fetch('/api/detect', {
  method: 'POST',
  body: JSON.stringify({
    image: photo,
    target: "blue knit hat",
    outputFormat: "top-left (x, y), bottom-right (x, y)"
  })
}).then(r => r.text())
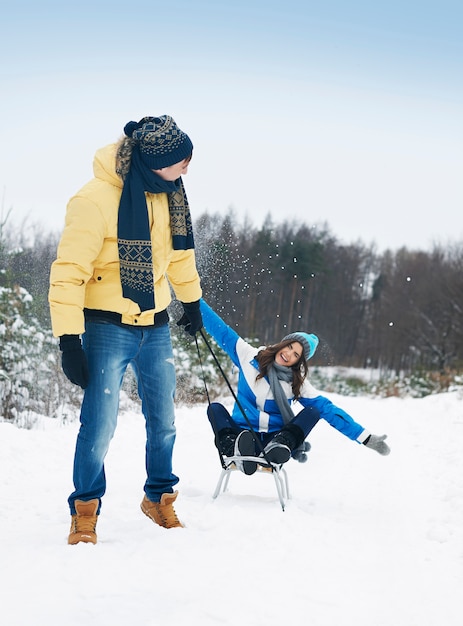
top-left (124, 115), bottom-right (193, 170)
top-left (282, 332), bottom-right (319, 360)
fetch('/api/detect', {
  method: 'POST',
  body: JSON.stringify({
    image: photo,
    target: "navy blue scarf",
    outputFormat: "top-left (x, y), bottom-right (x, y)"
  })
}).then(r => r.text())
top-left (117, 148), bottom-right (194, 311)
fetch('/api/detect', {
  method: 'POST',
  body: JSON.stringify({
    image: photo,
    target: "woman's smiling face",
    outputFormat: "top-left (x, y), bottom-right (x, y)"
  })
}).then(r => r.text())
top-left (274, 341), bottom-right (303, 367)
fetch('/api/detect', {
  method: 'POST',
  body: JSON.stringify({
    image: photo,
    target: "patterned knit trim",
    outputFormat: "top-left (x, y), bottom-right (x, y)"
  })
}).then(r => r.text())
top-left (118, 239), bottom-right (154, 294)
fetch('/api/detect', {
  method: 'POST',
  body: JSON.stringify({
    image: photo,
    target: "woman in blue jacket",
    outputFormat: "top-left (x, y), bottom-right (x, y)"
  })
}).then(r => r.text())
top-left (198, 299), bottom-right (390, 475)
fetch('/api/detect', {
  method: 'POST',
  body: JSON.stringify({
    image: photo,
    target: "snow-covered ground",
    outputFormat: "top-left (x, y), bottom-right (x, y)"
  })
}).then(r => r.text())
top-left (1, 390), bottom-right (462, 626)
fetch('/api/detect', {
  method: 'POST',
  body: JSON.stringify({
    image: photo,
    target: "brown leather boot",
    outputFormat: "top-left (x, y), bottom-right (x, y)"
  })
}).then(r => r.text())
top-left (68, 499), bottom-right (99, 545)
top-left (140, 491), bottom-right (184, 528)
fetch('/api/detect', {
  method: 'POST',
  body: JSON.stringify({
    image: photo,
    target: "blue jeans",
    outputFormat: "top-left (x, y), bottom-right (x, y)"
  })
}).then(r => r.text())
top-left (68, 320), bottom-right (178, 514)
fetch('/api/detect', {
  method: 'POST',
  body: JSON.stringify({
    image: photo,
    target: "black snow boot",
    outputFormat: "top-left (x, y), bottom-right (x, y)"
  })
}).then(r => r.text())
top-left (234, 430), bottom-right (258, 475)
top-left (217, 428), bottom-right (237, 456)
top-left (263, 424), bottom-right (304, 464)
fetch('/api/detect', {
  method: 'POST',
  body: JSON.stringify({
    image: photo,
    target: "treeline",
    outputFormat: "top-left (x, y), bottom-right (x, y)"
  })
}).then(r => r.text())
top-left (2, 211), bottom-right (463, 375)
top-left (194, 211), bottom-right (463, 374)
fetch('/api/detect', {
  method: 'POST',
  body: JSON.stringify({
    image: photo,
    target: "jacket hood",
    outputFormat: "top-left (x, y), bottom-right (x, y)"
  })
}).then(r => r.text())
top-left (93, 143), bottom-right (123, 188)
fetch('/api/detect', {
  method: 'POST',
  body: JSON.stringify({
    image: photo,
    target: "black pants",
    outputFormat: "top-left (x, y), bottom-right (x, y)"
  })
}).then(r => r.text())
top-left (207, 402), bottom-right (320, 454)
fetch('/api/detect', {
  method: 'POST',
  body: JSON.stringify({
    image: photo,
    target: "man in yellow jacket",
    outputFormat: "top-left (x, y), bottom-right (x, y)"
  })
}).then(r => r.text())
top-left (49, 116), bottom-right (202, 544)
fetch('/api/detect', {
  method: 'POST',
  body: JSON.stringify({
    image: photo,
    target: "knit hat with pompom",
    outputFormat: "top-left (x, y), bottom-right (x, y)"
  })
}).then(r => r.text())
top-left (281, 332), bottom-right (319, 360)
top-left (124, 115), bottom-right (193, 170)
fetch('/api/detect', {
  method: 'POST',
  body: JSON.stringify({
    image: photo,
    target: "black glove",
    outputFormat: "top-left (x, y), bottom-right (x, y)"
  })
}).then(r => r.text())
top-left (59, 334), bottom-right (89, 389)
top-left (176, 300), bottom-right (203, 336)
top-left (364, 434), bottom-right (390, 456)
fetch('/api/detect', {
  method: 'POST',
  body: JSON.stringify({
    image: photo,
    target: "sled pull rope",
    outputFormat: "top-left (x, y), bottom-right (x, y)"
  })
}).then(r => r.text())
top-left (194, 332), bottom-right (226, 468)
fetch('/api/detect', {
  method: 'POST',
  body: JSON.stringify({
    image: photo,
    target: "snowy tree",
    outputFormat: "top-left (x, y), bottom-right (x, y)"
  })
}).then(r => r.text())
top-left (0, 285), bottom-right (51, 419)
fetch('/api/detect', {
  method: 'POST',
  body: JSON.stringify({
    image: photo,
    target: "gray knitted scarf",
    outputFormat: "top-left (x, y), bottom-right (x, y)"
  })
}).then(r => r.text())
top-left (267, 363), bottom-right (295, 425)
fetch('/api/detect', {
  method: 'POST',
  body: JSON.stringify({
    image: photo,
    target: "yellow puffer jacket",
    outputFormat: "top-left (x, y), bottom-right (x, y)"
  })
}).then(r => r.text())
top-left (49, 143), bottom-right (202, 337)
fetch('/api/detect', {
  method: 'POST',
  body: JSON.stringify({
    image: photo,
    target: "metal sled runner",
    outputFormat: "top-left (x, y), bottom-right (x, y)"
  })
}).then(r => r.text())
top-left (212, 455), bottom-right (291, 511)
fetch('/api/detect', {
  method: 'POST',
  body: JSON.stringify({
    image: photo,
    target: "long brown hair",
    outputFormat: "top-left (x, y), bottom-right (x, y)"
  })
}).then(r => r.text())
top-left (256, 339), bottom-right (308, 398)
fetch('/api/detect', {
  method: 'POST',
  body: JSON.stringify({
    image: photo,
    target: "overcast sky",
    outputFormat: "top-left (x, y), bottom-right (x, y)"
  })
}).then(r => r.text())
top-left (1, 0), bottom-right (462, 251)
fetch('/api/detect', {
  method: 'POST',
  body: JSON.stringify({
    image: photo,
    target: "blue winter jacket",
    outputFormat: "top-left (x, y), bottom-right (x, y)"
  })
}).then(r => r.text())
top-left (200, 300), bottom-right (369, 443)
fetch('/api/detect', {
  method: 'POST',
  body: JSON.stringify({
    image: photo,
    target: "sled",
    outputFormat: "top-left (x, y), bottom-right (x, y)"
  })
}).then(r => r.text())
top-left (212, 455), bottom-right (290, 511)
